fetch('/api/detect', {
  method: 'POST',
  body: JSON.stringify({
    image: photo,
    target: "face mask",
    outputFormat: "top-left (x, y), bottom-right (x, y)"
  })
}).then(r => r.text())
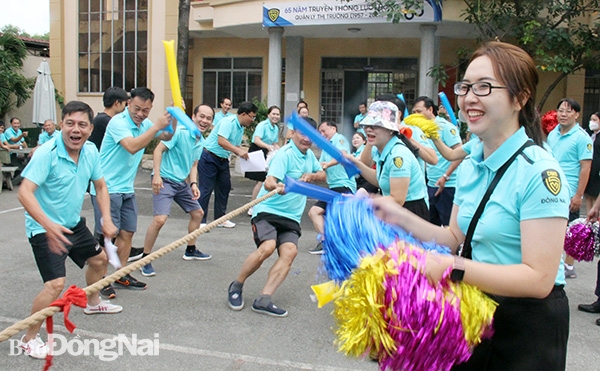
top-left (590, 121), bottom-right (599, 131)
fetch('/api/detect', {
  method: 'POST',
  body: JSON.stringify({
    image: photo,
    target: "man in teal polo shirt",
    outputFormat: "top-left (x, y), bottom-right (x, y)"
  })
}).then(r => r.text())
top-left (17, 101), bottom-right (121, 360)
top-left (139, 104), bottom-right (214, 276)
top-left (412, 96), bottom-right (463, 226)
top-left (197, 101), bottom-right (256, 228)
top-left (353, 102), bottom-right (367, 135)
top-left (91, 87), bottom-right (173, 291)
top-left (308, 120), bottom-right (356, 254)
top-left (227, 119), bottom-right (325, 317)
top-left (4, 117), bottom-right (28, 148)
top-left (547, 98), bottom-right (592, 279)
top-left (37, 119), bottom-right (59, 145)
top-left (213, 97), bottom-right (233, 125)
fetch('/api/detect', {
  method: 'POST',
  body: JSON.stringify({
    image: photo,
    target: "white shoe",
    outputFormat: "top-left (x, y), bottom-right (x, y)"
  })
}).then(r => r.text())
top-left (19, 334), bottom-right (48, 359)
top-left (247, 207), bottom-right (253, 216)
top-left (83, 300), bottom-right (123, 315)
top-left (218, 220), bottom-right (236, 228)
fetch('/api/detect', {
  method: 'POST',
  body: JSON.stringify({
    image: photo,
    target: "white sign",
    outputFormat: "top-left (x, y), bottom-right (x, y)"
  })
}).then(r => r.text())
top-left (263, 0), bottom-right (442, 27)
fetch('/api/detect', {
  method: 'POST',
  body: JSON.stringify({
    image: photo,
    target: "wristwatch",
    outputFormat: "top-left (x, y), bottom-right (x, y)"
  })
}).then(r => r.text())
top-left (442, 174), bottom-right (450, 181)
top-left (450, 256), bottom-right (465, 282)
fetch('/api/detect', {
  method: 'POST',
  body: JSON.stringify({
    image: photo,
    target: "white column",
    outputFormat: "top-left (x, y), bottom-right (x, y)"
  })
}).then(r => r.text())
top-left (267, 27), bottom-right (284, 108)
top-left (284, 36), bottom-right (303, 118)
top-left (418, 24), bottom-right (437, 99)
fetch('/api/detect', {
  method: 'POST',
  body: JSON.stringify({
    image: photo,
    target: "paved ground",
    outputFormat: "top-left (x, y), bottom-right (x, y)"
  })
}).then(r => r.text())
top-left (0, 167), bottom-right (599, 370)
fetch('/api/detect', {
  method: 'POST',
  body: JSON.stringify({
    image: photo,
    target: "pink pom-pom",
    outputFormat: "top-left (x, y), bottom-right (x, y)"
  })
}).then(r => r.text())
top-left (564, 219), bottom-right (596, 262)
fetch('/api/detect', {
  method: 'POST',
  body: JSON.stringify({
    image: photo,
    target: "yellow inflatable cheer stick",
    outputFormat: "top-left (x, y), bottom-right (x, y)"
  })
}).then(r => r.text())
top-left (311, 280), bottom-right (342, 308)
top-left (163, 40), bottom-right (184, 110)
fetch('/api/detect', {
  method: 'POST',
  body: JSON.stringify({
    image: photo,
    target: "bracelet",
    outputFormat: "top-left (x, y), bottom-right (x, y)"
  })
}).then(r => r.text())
top-left (190, 182), bottom-right (198, 187)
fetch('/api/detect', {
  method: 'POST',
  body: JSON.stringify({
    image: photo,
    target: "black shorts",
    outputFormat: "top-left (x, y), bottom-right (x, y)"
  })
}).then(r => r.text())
top-left (244, 144), bottom-right (268, 182)
top-left (29, 218), bottom-right (102, 283)
top-left (403, 198), bottom-right (429, 222)
top-left (452, 285), bottom-right (569, 371)
top-left (251, 212), bottom-right (301, 248)
top-left (313, 186), bottom-right (354, 210)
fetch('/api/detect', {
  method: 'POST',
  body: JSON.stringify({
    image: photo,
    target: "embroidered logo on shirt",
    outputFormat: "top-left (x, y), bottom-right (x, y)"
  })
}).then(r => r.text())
top-left (542, 169), bottom-right (561, 196)
top-left (420, 134), bottom-right (427, 141)
top-left (587, 143), bottom-right (592, 152)
top-left (450, 128), bottom-right (457, 136)
top-left (393, 157), bottom-right (403, 168)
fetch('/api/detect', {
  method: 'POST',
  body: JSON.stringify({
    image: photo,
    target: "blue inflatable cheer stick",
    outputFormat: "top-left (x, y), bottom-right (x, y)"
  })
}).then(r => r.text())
top-left (438, 92), bottom-right (458, 126)
top-left (397, 93), bottom-right (411, 119)
top-left (284, 176), bottom-right (340, 203)
top-left (166, 106), bottom-right (202, 137)
top-left (287, 114), bottom-right (360, 178)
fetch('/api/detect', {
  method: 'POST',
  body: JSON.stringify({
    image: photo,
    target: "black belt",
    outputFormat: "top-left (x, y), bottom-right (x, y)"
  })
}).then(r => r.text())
top-left (205, 149), bottom-right (228, 162)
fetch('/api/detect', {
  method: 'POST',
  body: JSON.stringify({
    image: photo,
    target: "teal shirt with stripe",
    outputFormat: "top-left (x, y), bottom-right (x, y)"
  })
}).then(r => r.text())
top-left (371, 136), bottom-right (427, 201)
top-left (252, 140), bottom-right (322, 224)
top-left (252, 119), bottom-right (279, 145)
top-left (156, 126), bottom-right (205, 183)
top-left (98, 108), bottom-right (154, 194)
top-left (204, 115), bottom-right (243, 158)
top-left (22, 135), bottom-right (102, 237)
top-left (427, 117), bottom-right (462, 187)
top-left (547, 123), bottom-right (593, 197)
top-left (455, 127), bottom-right (569, 286)
top-left (320, 132), bottom-right (356, 191)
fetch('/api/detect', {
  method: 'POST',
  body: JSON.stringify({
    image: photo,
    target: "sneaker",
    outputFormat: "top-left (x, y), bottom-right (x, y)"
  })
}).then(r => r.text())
top-left (140, 262), bottom-right (156, 277)
top-left (308, 242), bottom-right (324, 255)
top-left (228, 281), bottom-right (244, 310)
top-left (128, 247), bottom-right (144, 262)
top-left (218, 220), bottom-right (236, 228)
top-left (247, 207), bottom-right (253, 216)
top-left (564, 265), bottom-right (577, 279)
top-left (251, 300), bottom-right (288, 317)
top-left (19, 334), bottom-right (48, 359)
top-left (100, 284), bottom-right (116, 299)
top-left (83, 300), bottom-right (123, 315)
top-left (114, 274), bottom-right (147, 290)
top-left (183, 249), bottom-right (212, 261)
top-left (200, 223), bottom-right (210, 232)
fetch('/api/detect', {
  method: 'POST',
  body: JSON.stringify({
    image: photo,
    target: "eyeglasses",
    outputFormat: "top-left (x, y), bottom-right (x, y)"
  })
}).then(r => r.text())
top-left (454, 82), bottom-right (507, 97)
top-left (246, 113), bottom-right (257, 121)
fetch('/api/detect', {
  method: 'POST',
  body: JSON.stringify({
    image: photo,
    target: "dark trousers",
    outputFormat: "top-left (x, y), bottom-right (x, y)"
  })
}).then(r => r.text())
top-left (428, 185), bottom-right (455, 226)
top-left (452, 286), bottom-right (569, 371)
top-left (596, 259), bottom-right (600, 298)
top-left (197, 150), bottom-right (231, 223)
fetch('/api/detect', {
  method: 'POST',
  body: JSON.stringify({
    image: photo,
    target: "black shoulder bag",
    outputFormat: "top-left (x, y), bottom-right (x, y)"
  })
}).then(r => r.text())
top-left (460, 141), bottom-right (534, 259)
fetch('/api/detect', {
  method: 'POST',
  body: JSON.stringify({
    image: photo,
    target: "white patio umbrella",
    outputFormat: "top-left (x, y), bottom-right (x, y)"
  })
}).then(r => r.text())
top-left (32, 60), bottom-right (57, 127)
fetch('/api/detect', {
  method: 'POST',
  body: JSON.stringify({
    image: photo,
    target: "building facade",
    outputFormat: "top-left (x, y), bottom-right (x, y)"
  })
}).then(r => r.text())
top-left (50, 0), bottom-right (595, 139)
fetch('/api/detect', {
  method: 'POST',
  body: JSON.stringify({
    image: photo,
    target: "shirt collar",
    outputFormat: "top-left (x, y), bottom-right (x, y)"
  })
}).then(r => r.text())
top-left (474, 127), bottom-right (530, 172)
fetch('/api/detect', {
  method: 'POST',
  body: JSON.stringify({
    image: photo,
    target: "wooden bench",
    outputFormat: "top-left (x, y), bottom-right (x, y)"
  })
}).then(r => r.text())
top-left (1, 166), bottom-right (18, 193)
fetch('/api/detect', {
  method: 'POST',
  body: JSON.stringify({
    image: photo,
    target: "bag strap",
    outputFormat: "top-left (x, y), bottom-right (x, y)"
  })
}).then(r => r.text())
top-left (460, 140), bottom-right (534, 259)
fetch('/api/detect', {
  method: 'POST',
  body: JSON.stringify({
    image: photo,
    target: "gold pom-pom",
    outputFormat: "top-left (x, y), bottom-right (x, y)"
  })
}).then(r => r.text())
top-left (404, 113), bottom-right (440, 139)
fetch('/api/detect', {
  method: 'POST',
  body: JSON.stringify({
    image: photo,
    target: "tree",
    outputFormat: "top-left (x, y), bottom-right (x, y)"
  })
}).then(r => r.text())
top-left (462, 0), bottom-right (600, 109)
top-left (348, 0), bottom-right (600, 110)
top-left (177, 0), bottom-right (191, 112)
top-left (0, 33), bottom-right (35, 119)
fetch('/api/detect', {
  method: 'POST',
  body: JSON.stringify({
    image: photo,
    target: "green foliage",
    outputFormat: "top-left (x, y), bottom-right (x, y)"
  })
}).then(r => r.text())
top-left (1, 24), bottom-right (49, 41)
top-left (461, 0), bottom-right (600, 108)
top-left (144, 138), bottom-right (160, 155)
top-left (0, 33), bottom-right (35, 118)
top-left (427, 65), bottom-right (449, 87)
top-left (244, 97), bottom-right (269, 144)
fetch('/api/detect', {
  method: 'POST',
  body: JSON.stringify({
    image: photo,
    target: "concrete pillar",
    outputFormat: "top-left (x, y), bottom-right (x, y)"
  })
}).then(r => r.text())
top-left (267, 27), bottom-right (284, 108)
top-left (418, 24), bottom-right (437, 99)
top-left (284, 36), bottom-right (303, 119)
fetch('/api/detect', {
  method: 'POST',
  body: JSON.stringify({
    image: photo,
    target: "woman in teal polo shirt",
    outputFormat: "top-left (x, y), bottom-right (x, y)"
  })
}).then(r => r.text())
top-left (245, 105), bottom-right (281, 215)
top-left (372, 42), bottom-right (569, 370)
top-left (348, 100), bottom-right (429, 220)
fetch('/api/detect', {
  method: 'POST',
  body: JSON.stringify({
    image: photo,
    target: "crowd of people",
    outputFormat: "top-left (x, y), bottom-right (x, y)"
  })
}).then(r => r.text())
top-left (7, 41), bottom-right (600, 370)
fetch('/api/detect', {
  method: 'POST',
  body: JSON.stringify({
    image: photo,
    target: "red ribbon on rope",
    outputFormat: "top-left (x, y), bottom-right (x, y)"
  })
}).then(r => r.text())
top-left (43, 285), bottom-right (87, 371)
